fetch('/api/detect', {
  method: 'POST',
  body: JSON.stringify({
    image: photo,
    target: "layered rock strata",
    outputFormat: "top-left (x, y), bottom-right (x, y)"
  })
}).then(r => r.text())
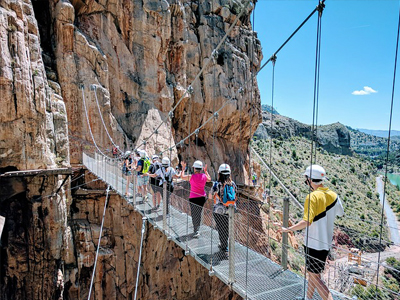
top-left (49, 0), bottom-right (261, 182)
top-left (0, 0), bottom-right (70, 298)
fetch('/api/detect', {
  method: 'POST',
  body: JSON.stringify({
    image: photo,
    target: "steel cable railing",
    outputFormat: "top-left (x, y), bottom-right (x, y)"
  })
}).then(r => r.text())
top-left (83, 152), bottom-right (400, 300)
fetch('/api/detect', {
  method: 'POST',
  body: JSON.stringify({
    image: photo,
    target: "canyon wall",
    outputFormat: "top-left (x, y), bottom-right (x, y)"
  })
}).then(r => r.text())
top-left (0, 0), bottom-right (261, 298)
top-left (49, 0), bottom-right (261, 181)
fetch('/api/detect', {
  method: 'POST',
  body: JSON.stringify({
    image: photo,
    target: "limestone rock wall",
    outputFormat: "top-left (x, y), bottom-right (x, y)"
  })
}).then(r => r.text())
top-left (49, 0), bottom-right (261, 182)
top-left (0, 0), bottom-right (70, 299)
top-left (0, 0), bottom-right (69, 169)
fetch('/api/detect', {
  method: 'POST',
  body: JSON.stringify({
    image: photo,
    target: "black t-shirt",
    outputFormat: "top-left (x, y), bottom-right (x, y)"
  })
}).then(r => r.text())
top-left (149, 162), bottom-right (162, 186)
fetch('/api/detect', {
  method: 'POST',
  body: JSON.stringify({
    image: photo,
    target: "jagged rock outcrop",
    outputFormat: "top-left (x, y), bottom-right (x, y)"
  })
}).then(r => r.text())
top-left (255, 112), bottom-right (352, 155)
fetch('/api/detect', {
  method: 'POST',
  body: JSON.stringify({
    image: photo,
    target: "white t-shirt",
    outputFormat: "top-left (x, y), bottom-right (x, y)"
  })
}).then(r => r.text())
top-left (155, 167), bottom-right (176, 186)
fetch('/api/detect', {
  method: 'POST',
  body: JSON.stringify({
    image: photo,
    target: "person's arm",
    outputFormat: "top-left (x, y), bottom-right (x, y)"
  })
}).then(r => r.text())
top-left (172, 168), bottom-right (180, 179)
top-left (180, 162), bottom-right (191, 180)
top-left (136, 160), bottom-right (143, 172)
top-left (282, 220), bottom-right (310, 233)
top-left (204, 164), bottom-right (211, 182)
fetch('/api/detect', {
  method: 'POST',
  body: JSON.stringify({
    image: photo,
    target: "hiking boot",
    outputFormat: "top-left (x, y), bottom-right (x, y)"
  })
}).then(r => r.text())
top-left (193, 232), bottom-right (200, 238)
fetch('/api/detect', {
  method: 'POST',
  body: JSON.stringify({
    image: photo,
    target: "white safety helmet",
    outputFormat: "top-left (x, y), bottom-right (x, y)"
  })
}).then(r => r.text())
top-left (218, 163), bottom-right (231, 175)
top-left (303, 165), bottom-right (326, 181)
top-left (152, 155), bottom-right (159, 160)
top-left (135, 149), bottom-right (141, 156)
top-left (162, 157), bottom-right (170, 167)
top-left (140, 150), bottom-right (147, 158)
top-left (124, 151), bottom-right (131, 158)
top-left (192, 160), bottom-right (203, 169)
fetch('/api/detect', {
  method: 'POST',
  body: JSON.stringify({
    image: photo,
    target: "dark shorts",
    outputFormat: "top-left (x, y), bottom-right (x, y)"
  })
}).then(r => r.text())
top-left (304, 246), bottom-right (329, 274)
top-left (152, 185), bottom-right (163, 195)
top-left (123, 170), bottom-right (132, 176)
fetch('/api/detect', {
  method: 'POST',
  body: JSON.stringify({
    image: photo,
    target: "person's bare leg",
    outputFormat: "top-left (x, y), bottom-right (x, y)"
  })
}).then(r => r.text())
top-left (308, 272), bottom-right (332, 300)
top-left (125, 176), bottom-right (130, 195)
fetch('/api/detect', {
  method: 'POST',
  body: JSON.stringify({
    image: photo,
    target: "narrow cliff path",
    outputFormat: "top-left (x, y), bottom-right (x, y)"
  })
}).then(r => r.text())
top-left (376, 176), bottom-right (400, 245)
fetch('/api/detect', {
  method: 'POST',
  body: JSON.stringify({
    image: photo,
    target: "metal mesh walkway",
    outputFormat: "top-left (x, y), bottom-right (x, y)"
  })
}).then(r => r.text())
top-left (83, 152), bottom-right (352, 300)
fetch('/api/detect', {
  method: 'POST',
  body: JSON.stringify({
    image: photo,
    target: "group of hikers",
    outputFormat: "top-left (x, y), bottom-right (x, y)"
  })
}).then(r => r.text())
top-left (119, 149), bottom-right (236, 256)
top-left (116, 147), bottom-right (343, 300)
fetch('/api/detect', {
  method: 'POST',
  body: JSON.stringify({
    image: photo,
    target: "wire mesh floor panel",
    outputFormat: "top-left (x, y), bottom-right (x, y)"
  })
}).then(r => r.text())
top-left (84, 154), bottom-right (350, 300)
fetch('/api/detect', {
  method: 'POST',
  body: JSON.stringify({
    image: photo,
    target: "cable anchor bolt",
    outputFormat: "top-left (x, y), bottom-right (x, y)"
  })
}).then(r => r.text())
top-left (154, 129), bottom-right (159, 135)
top-left (238, 87), bottom-right (244, 95)
top-left (168, 111), bottom-right (174, 119)
top-left (194, 129), bottom-right (200, 136)
top-left (317, 1), bottom-right (325, 16)
top-left (270, 54), bottom-right (277, 64)
top-left (187, 85), bottom-right (194, 95)
top-left (214, 112), bottom-right (219, 119)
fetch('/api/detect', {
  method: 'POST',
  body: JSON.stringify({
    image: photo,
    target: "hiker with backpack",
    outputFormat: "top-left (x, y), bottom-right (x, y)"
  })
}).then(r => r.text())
top-left (136, 150), bottom-right (151, 200)
top-left (148, 155), bottom-right (162, 211)
top-left (122, 151), bottom-right (133, 197)
top-left (180, 160), bottom-right (211, 238)
top-left (112, 146), bottom-right (119, 158)
top-left (146, 157), bottom-right (180, 214)
top-left (209, 163), bottom-right (237, 258)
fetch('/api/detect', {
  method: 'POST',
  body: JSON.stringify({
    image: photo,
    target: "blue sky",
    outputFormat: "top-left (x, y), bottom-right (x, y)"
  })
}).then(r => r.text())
top-left (254, 0), bottom-right (400, 131)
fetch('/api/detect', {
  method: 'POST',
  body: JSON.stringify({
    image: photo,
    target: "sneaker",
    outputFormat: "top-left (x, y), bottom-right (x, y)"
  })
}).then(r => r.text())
top-left (218, 244), bottom-right (228, 252)
top-left (193, 232), bottom-right (200, 238)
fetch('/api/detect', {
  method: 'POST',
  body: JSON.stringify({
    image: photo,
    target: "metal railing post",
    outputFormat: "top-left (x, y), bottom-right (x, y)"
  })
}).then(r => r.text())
top-left (282, 197), bottom-right (289, 270)
top-left (131, 174), bottom-right (136, 208)
top-left (228, 204), bottom-right (235, 285)
top-left (114, 160), bottom-right (118, 191)
top-left (94, 152), bottom-right (97, 175)
top-left (163, 181), bottom-right (167, 231)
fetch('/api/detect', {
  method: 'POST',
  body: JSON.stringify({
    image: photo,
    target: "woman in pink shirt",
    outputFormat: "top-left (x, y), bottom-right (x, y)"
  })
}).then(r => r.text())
top-left (180, 160), bottom-right (211, 238)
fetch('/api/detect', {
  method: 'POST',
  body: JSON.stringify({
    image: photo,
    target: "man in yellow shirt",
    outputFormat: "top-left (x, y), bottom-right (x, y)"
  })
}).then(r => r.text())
top-left (281, 165), bottom-right (344, 300)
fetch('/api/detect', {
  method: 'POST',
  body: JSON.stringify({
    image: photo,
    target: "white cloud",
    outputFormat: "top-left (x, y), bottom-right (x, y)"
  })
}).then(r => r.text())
top-left (352, 86), bottom-right (377, 96)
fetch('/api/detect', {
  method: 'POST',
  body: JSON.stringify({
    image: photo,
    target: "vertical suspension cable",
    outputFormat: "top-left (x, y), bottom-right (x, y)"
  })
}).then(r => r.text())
top-left (303, 2), bottom-right (324, 298)
top-left (267, 56), bottom-right (276, 257)
top-left (313, 8), bottom-right (322, 162)
top-left (87, 185), bottom-right (110, 300)
top-left (210, 0), bottom-right (217, 271)
top-left (375, 3), bottom-right (400, 291)
top-left (245, 3), bottom-right (256, 297)
top-left (134, 217), bottom-right (147, 300)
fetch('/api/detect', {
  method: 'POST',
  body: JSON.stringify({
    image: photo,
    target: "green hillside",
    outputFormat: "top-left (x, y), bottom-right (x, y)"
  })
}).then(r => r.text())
top-left (252, 135), bottom-right (400, 248)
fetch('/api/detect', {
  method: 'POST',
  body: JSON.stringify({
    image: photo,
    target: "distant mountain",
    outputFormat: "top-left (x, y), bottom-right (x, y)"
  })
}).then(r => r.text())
top-left (357, 129), bottom-right (400, 138)
top-left (348, 127), bottom-right (400, 171)
top-left (254, 112), bottom-right (352, 155)
top-left (261, 104), bottom-right (280, 115)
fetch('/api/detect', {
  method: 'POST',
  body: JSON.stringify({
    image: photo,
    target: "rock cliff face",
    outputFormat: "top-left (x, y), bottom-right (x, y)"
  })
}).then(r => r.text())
top-left (0, 0), bottom-right (70, 298)
top-left (0, 0), bottom-right (261, 299)
top-left (255, 112), bottom-right (352, 155)
top-left (49, 0), bottom-right (261, 181)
